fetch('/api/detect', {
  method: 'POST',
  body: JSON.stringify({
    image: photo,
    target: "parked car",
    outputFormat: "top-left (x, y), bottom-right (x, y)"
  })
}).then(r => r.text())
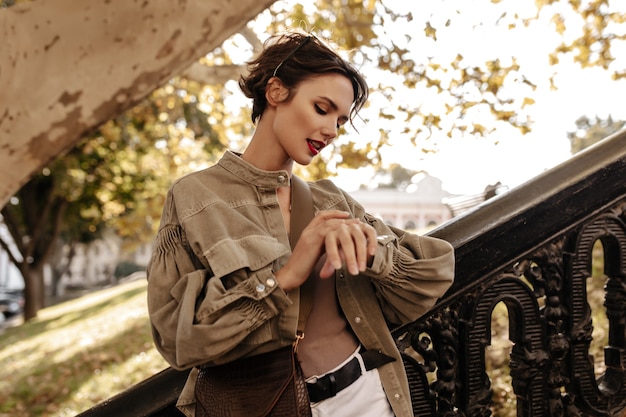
top-left (0, 289), bottom-right (24, 319)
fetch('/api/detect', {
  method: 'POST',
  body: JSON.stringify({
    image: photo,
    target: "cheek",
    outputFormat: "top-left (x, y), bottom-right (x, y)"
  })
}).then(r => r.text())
top-left (274, 107), bottom-right (304, 137)
top-left (293, 106), bottom-right (318, 131)
top-left (276, 99), bottom-right (318, 133)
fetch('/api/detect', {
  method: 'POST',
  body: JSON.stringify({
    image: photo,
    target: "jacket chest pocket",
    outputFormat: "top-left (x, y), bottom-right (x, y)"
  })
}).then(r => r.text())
top-left (204, 234), bottom-right (290, 281)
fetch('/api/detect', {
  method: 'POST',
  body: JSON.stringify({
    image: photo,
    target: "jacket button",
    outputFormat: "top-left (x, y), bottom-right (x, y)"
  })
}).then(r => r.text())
top-left (256, 283), bottom-right (266, 292)
top-left (266, 278), bottom-right (276, 287)
top-left (354, 316), bottom-right (362, 323)
top-left (278, 175), bottom-right (286, 183)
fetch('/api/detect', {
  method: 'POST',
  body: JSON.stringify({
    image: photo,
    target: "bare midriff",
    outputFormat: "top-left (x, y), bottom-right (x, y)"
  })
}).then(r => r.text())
top-left (297, 263), bottom-right (359, 378)
top-left (279, 186), bottom-right (358, 377)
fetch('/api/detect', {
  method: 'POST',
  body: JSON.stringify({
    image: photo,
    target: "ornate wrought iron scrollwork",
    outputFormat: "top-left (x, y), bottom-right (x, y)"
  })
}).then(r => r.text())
top-left (398, 199), bottom-right (626, 416)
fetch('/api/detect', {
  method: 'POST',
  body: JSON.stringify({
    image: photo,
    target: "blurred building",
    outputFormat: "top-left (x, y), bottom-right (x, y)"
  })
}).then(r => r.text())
top-left (348, 174), bottom-right (455, 233)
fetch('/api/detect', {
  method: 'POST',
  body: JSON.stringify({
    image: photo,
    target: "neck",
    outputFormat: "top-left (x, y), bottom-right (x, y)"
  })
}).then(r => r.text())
top-left (241, 110), bottom-right (294, 174)
top-left (242, 135), bottom-right (293, 175)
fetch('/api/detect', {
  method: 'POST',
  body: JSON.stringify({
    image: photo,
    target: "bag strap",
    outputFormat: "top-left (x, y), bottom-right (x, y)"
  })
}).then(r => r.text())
top-left (289, 175), bottom-right (315, 251)
top-left (289, 175), bottom-right (315, 346)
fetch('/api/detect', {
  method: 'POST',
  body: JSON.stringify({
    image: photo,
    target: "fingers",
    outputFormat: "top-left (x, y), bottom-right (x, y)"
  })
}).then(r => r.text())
top-left (339, 221), bottom-right (366, 274)
top-left (294, 210), bottom-right (378, 280)
top-left (316, 213), bottom-right (377, 276)
top-left (282, 212), bottom-right (351, 289)
top-left (319, 257), bottom-right (337, 279)
top-left (313, 210), bottom-right (352, 222)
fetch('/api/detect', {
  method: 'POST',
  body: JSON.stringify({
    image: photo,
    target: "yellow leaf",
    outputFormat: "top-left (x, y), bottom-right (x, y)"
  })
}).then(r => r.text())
top-left (424, 22), bottom-right (437, 41)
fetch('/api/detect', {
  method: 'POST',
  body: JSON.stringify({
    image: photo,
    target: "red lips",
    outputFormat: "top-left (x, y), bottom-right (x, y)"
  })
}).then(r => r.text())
top-left (307, 139), bottom-right (325, 155)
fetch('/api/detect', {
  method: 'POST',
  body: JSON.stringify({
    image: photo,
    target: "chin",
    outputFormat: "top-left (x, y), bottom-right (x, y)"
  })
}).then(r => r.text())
top-left (293, 154), bottom-right (315, 166)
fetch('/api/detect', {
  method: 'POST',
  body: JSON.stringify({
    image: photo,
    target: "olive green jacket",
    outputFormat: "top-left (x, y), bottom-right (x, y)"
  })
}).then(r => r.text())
top-left (147, 151), bottom-right (455, 417)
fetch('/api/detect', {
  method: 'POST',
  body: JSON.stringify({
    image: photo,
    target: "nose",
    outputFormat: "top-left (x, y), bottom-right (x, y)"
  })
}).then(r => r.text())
top-left (321, 122), bottom-right (338, 141)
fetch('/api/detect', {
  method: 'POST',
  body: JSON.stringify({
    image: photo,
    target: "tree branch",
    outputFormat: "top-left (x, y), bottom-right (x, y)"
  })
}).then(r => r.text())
top-left (239, 26), bottom-right (263, 54)
top-left (24, 184), bottom-right (58, 261)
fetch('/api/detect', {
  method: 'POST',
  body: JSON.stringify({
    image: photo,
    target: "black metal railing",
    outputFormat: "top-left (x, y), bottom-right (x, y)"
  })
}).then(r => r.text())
top-left (78, 130), bottom-right (626, 417)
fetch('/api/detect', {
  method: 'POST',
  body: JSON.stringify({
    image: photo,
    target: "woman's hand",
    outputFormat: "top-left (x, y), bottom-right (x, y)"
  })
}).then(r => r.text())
top-left (275, 210), bottom-right (377, 291)
top-left (317, 212), bottom-right (377, 279)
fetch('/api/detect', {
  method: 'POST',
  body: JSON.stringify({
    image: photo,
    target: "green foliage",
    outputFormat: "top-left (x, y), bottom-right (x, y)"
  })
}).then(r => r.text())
top-left (85, 78), bottom-right (229, 242)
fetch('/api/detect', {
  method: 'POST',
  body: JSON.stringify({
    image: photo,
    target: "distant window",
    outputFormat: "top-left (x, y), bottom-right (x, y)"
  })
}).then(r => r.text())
top-left (404, 220), bottom-right (416, 230)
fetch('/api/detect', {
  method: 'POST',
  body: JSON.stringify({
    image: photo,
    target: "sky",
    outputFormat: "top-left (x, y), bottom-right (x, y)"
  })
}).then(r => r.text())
top-left (232, 0), bottom-right (626, 195)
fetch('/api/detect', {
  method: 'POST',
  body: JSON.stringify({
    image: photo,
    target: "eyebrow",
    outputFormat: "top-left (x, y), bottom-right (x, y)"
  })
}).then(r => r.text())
top-left (318, 96), bottom-right (349, 124)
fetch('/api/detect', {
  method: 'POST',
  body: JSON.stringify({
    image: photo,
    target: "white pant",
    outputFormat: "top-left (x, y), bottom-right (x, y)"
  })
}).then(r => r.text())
top-left (307, 347), bottom-right (395, 417)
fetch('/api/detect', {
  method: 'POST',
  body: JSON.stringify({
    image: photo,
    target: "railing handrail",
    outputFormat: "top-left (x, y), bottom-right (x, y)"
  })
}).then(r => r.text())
top-left (76, 367), bottom-right (189, 417)
top-left (429, 129), bottom-right (626, 303)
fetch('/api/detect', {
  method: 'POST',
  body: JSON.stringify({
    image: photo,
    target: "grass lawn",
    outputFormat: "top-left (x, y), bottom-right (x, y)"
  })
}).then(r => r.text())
top-left (0, 278), bottom-right (169, 417)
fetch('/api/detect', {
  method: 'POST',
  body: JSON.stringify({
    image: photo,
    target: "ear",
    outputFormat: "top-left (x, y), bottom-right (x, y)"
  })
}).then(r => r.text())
top-left (266, 77), bottom-right (289, 106)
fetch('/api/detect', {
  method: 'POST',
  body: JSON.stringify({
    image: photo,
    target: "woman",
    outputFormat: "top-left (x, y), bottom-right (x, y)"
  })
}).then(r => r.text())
top-left (147, 30), bottom-right (455, 417)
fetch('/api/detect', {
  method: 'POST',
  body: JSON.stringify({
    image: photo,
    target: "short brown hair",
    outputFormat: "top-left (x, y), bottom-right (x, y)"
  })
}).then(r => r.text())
top-left (239, 31), bottom-right (369, 125)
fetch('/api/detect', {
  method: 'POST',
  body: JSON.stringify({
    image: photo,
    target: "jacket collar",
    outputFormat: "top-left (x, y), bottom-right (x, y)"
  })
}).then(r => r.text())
top-left (218, 150), bottom-right (292, 188)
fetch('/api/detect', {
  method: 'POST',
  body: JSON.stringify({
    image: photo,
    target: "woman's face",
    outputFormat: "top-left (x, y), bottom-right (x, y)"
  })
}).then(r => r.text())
top-left (273, 73), bottom-right (354, 166)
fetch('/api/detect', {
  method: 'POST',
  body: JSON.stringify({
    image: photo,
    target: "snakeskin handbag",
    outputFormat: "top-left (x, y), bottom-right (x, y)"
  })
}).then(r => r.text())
top-left (194, 345), bottom-right (311, 417)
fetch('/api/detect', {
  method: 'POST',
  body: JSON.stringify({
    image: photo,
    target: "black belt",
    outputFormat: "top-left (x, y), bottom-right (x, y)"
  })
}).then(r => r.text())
top-left (306, 349), bottom-right (395, 403)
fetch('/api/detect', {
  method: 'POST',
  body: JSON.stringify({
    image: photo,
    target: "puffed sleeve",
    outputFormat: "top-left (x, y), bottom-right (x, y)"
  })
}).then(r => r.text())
top-left (146, 190), bottom-right (293, 370)
top-left (365, 219), bottom-right (455, 325)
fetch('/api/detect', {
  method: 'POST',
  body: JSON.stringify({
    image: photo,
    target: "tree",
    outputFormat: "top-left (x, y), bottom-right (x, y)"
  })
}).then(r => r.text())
top-left (0, 0), bottom-right (272, 320)
top-left (0, 77), bottom-right (232, 320)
